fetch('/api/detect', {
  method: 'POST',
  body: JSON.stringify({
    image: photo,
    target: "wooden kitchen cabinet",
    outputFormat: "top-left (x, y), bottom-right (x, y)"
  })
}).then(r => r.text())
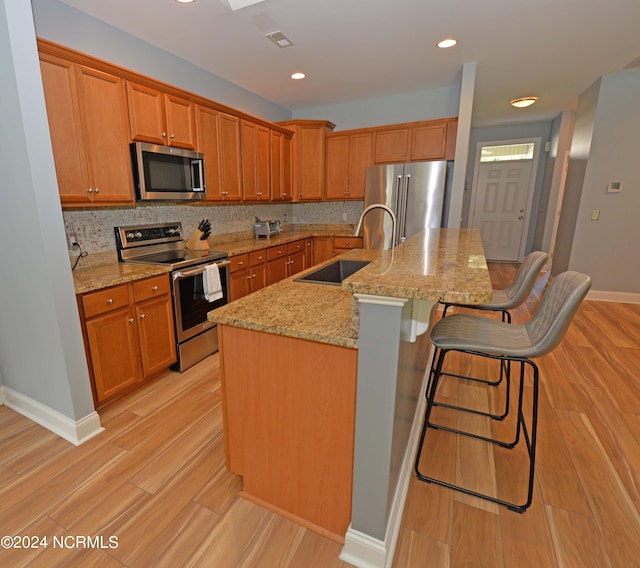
top-left (241, 120), bottom-right (271, 201)
top-left (266, 244), bottom-right (288, 285)
top-left (332, 236), bottom-right (363, 257)
top-left (277, 120), bottom-right (335, 202)
top-left (270, 130), bottom-right (292, 201)
top-left (304, 238), bottom-right (314, 269)
top-left (325, 131), bottom-right (373, 200)
top-left (127, 81), bottom-right (196, 149)
top-left (80, 274), bottom-right (176, 407)
top-left (39, 52), bottom-right (135, 206)
top-left (313, 236), bottom-right (333, 264)
top-left (195, 105), bottom-right (242, 202)
top-left (373, 118), bottom-right (457, 163)
top-left (229, 251), bottom-right (268, 301)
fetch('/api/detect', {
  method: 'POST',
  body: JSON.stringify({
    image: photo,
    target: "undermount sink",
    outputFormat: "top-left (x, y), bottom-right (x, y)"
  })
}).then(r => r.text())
top-left (295, 259), bottom-right (371, 286)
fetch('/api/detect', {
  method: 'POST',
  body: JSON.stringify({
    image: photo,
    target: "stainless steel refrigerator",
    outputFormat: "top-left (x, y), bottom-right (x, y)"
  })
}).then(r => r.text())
top-left (362, 161), bottom-right (448, 249)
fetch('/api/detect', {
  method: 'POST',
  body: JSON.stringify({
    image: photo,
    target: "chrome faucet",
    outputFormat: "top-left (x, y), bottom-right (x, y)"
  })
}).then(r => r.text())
top-left (352, 204), bottom-right (397, 249)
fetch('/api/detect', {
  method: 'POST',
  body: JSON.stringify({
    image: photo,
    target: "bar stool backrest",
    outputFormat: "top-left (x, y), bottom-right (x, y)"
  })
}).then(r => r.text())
top-left (525, 271), bottom-right (591, 358)
top-left (500, 251), bottom-right (549, 308)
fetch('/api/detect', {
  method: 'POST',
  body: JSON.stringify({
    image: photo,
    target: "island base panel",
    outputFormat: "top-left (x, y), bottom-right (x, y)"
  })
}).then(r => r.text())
top-left (218, 325), bottom-right (357, 538)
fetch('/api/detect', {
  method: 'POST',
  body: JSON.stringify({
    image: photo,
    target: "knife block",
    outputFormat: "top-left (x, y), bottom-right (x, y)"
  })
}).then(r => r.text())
top-left (186, 229), bottom-right (210, 250)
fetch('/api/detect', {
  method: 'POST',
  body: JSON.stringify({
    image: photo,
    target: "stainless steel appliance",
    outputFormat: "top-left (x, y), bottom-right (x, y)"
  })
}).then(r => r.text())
top-left (253, 218), bottom-right (281, 238)
top-left (361, 161), bottom-right (448, 249)
top-left (130, 142), bottom-right (206, 202)
top-left (115, 222), bottom-right (229, 371)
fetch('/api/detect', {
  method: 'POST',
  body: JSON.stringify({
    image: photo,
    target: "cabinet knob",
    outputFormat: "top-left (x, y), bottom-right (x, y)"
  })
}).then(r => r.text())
top-left (246, 275), bottom-right (252, 279)
top-left (87, 188), bottom-right (93, 193)
top-left (238, 261), bottom-right (244, 265)
top-left (94, 187), bottom-right (99, 193)
top-left (170, 133), bottom-right (175, 139)
top-left (139, 313), bottom-right (146, 319)
top-left (128, 318), bottom-right (134, 324)
top-left (106, 298), bottom-right (113, 304)
top-left (152, 285), bottom-right (158, 291)
top-left (161, 131), bottom-right (167, 137)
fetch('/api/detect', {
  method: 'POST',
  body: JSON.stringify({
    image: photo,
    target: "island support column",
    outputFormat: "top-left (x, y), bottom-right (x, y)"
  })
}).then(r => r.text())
top-left (341, 294), bottom-right (434, 568)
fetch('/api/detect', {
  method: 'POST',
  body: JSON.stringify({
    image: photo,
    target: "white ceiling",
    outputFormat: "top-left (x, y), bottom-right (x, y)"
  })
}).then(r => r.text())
top-left (57, 0), bottom-right (640, 127)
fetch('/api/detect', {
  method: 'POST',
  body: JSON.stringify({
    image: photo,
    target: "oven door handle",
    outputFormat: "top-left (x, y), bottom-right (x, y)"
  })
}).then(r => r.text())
top-left (172, 259), bottom-right (230, 280)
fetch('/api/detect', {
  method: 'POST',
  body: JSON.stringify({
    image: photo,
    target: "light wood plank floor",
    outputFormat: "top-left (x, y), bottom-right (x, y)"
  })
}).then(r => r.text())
top-left (1, 263), bottom-right (638, 567)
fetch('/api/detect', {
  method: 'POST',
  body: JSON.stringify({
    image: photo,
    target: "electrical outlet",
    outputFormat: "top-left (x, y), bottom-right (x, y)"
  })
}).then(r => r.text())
top-left (67, 232), bottom-right (79, 250)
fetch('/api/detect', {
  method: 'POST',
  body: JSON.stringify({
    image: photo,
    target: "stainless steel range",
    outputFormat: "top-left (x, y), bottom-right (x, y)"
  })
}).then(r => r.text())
top-left (115, 222), bottom-right (230, 372)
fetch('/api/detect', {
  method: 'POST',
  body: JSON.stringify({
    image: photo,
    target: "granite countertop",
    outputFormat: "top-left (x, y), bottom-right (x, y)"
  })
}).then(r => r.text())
top-left (208, 229), bottom-right (493, 349)
top-left (71, 225), bottom-right (354, 295)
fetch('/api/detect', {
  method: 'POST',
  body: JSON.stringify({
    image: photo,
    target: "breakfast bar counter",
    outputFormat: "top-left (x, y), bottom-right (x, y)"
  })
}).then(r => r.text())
top-left (208, 229), bottom-right (491, 567)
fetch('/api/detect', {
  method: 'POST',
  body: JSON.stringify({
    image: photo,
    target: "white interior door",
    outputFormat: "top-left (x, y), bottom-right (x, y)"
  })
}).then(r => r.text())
top-left (471, 159), bottom-right (534, 261)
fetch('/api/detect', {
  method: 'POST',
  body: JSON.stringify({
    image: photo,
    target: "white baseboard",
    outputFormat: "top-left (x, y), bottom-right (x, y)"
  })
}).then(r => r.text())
top-left (587, 290), bottom-right (640, 304)
top-left (0, 386), bottom-right (103, 445)
top-left (340, 348), bottom-right (433, 568)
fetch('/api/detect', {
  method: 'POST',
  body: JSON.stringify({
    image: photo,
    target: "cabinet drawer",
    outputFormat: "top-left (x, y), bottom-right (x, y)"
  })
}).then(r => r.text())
top-left (229, 253), bottom-right (249, 272)
top-left (267, 245), bottom-right (287, 261)
top-left (133, 274), bottom-right (170, 303)
top-left (287, 240), bottom-right (305, 254)
top-left (333, 237), bottom-right (363, 250)
top-left (249, 249), bottom-right (266, 265)
top-left (82, 284), bottom-right (130, 319)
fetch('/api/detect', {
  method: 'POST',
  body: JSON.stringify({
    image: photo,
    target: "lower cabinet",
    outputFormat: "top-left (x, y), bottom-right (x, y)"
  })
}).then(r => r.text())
top-left (267, 240), bottom-right (307, 285)
top-left (80, 274), bottom-right (176, 407)
top-left (229, 251), bottom-right (268, 301)
top-left (332, 236), bottom-right (363, 257)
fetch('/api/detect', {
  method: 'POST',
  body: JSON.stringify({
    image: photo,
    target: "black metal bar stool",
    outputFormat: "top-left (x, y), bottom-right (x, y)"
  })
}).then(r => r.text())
top-left (415, 271), bottom-right (591, 512)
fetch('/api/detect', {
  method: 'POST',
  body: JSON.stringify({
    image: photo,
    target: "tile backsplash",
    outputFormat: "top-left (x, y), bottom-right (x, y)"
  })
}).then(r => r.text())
top-left (64, 201), bottom-right (364, 254)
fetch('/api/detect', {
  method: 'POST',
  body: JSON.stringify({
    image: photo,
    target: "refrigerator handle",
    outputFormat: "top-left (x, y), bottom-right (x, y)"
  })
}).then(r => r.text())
top-left (394, 175), bottom-right (403, 247)
top-left (399, 174), bottom-right (410, 243)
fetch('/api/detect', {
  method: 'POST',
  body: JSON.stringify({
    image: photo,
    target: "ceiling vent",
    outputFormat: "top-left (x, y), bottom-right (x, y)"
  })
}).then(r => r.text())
top-left (265, 31), bottom-right (294, 48)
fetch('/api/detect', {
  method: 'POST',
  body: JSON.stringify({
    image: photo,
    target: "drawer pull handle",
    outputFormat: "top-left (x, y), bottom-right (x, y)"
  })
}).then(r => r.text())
top-left (152, 285), bottom-right (158, 291)
top-left (238, 261), bottom-right (244, 265)
top-left (139, 313), bottom-right (146, 319)
top-left (107, 298), bottom-right (113, 304)
top-left (128, 318), bottom-right (134, 324)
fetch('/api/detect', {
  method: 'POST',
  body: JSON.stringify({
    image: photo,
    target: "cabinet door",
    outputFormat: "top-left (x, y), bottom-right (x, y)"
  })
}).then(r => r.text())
top-left (241, 120), bottom-right (258, 200)
top-left (256, 125), bottom-right (270, 200)
top-left (347, 132), bottom-right (373, 200)
top-left (126, 81), bottom-right (166, 145)
top-left (165, 94), bottom-right (196, 149)
top-left (409, 122), bottom-right (447, 161)
top-left (219, 113), bottom-right (243, 201)
top-left (325, 135), bottom-right (350, 200)
top-left (270, 130), bottom-right (292, 201)
top-left (136, 296), bottom-right (177, 377)
top-left (230, 268), bottom-right (251, 301)
top-left (196, 105), bottom-right (223, 201)
top-left (250, 263), bottom-right (267, 293)
top-left (313, 237), bottom-right (333, 264)
top-left (287, 250), bottom-right (305, 277)
top-left (85, 307), bottom-right (141, 402)
top-left (373, 127), bottom-right (409, 163)
top-left (304, 238), bottom-right (314, 269)
top-left (297, 123), bottom-right (326, 201)
top-left (39, 53), bottom-right (92, 205)
top-left (267, 257), bottom-right (288, 285)
top-left (76, 65), bottom-right (134, 204)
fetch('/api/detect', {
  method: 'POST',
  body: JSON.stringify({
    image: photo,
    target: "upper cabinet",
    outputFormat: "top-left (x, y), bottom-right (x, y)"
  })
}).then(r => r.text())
top-left (39, 51), bottom-right (134, 206)
top-left (277, 120), bottom-right (335, 202)
top-left (127, 81), bottom-right (196, 150)
top-left (325, 131), bottom-right (373, 200)
top-left (241, 119), bottom-right (271, 201)
top-left (373, 118), bottom-right (458, 163)
top-left (195, 105), bottom-right (242, 202)
top-left (270, 130), bottom-right (292, 201)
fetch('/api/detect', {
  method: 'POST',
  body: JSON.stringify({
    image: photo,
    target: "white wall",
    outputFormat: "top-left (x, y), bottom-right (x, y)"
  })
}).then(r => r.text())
top-left (567, 70), bottom-right (640, 294)
top-left (31, 0), bottom-right (292, 123)
top-left (294, 85), bottom-right (460, 131)
top-left (0, 0), bottom-right (94, 420)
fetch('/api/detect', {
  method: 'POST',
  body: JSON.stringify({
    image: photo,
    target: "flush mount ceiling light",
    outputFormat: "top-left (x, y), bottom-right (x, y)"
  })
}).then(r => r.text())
top-left (265, 31), bottom-right (294, 48)
top-left (510, 96), bottom-right (538, 108)
top-left (290, 72), bottom-right (306, 80)
top-left (176, 0), bottom-right (195, 3)
top-left (437, 38), bottom-right (458, 49)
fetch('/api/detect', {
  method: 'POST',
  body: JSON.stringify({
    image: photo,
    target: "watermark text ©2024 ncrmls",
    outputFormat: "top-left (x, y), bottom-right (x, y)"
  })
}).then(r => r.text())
top-left (1, 535), bottom-right (119, 550)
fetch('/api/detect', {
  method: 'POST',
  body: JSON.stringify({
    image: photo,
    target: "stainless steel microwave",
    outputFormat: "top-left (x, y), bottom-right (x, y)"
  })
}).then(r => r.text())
top-left (130, 142), bottom-right (206, 202)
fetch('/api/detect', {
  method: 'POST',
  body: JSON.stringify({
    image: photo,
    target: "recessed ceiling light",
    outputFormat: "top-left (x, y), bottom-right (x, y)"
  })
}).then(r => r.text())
top-left (176, 0), bottom-right (195, 3)
top-left (510, 96), bottom-right (538, 108)
top-left (291, 72), bottom-right (306, 80)
top-left (437, 38), bottom-right (458, 49)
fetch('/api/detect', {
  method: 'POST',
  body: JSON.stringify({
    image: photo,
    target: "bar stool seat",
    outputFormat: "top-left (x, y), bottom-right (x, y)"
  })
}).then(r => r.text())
top-left (415, 270), bottom-right (591, 512)
top-left (441, 251), bottom-right (548, 322)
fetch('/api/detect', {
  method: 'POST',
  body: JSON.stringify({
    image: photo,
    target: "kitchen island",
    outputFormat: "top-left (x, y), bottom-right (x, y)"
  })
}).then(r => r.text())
top-left (208, 228), bottom-right (491, 567)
